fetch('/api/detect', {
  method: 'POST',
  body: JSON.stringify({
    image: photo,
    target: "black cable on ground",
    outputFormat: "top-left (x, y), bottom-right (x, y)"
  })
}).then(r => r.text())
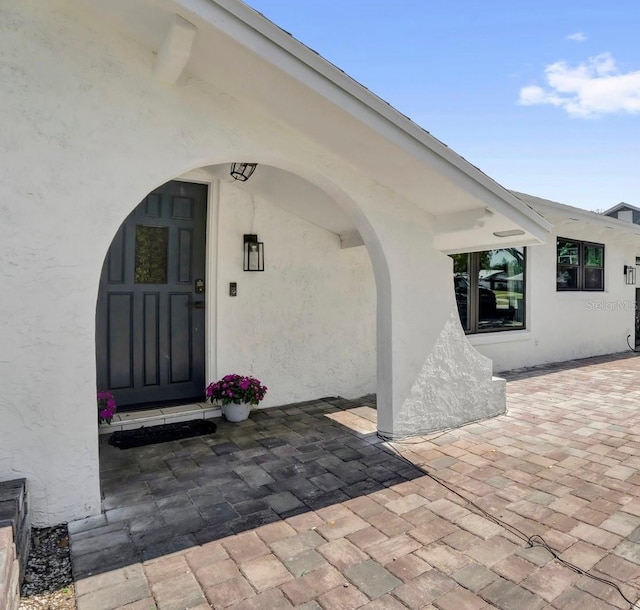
top-left (376, 409), bottom-right (509, 444)
top-left (384, 437), bottom-right (639, 609)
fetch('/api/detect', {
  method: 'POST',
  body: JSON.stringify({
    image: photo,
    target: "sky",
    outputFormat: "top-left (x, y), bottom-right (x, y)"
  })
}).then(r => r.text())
top-left (243, 0), bottom-right (640, 211)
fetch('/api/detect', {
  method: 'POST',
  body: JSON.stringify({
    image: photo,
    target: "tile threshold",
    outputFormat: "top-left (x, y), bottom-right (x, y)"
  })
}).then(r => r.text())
top-left (99, 402), bottom-right (221, 434)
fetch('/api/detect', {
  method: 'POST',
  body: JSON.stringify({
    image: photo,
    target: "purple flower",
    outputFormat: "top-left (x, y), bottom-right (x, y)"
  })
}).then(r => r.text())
top-left (205, 374), bottom-right (268, 407)
top-left (97, 390), bottom-right (117, 424)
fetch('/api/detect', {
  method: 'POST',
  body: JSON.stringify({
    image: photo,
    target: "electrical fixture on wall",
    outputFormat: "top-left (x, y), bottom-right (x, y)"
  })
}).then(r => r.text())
top-left (625, 265), bottom-right (636, 285)
top-left (230, 162), bottom-right (258, 182)
top-left (243, 234), bottom-right (264, 272)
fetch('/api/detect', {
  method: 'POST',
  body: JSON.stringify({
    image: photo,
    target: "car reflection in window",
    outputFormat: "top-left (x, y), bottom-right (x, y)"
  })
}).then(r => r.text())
top-left (454, 274), bottom-right (516, 328)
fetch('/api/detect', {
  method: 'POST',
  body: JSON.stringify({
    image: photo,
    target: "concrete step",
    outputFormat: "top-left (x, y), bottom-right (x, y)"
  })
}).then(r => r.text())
top-left (98, 402), bottom-right (222, 435)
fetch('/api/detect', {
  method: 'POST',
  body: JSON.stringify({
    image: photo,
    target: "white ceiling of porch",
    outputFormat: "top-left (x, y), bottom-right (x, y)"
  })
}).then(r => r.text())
top-left (204, 164), bottom-right (357, 238)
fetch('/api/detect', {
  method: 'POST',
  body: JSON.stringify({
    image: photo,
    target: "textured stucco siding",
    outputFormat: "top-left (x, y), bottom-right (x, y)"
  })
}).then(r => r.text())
top-left (471, 225), bottom-right (638, 372)
top-left (215, 185), bottom-right (377, 407)
top-left (0, 0), bottom-right (381, 525)
top-left (0, 0), bottom-right (505, 524)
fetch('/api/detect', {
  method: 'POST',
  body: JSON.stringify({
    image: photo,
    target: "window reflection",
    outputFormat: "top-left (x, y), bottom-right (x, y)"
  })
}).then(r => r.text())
top-left (452, 253), bottom-right (470, 331)
top-left (556, 238), bottom-right (604, 291)
top-left (451, 248), bottom-right (525, 333)
top-left (478, 249), bottom-right (525, 330)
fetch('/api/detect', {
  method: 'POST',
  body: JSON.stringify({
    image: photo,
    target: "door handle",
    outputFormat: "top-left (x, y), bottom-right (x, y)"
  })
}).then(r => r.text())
top-left (192, 301), bottom-right (205, 309)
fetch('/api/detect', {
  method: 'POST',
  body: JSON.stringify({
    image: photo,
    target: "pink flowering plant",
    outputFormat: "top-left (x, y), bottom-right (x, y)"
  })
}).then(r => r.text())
top-left (97, 391), bottom-right (117, 424)
top-left (206, 374), bottom-right (267, 406)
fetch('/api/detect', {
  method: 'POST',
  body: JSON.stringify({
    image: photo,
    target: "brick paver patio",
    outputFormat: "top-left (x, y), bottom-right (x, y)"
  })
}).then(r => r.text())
top-left (70, 352), bottom-right (640, 609)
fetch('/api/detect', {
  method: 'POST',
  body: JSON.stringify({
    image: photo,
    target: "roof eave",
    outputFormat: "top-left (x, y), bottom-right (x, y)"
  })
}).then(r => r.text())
top-left (177, 0), bottom-right (551, 236)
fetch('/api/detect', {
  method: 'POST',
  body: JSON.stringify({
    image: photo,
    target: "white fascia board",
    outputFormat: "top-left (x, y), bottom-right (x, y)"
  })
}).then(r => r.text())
top-left (174, 0), bottom-right (551, 240)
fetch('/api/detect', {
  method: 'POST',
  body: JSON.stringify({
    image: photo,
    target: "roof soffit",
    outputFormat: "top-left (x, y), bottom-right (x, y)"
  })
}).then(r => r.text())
top-left (76, 0), bottom-right (551, 248)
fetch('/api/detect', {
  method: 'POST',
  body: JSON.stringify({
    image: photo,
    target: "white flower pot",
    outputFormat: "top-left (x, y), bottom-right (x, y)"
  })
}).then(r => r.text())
top-left (222, 402), bottom-right (251, 422)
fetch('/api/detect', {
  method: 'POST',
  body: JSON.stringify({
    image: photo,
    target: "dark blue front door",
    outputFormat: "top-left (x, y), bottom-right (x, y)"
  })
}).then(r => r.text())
top-left (96, 180), bottom-right (208, 409)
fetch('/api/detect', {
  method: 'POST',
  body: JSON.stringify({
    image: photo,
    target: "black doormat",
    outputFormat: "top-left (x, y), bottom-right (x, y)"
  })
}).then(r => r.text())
top-left (108, 419), bottom-right (217, 450)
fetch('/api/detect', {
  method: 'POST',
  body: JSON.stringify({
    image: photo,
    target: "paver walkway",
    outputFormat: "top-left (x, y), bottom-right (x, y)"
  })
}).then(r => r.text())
top-left (71, 352), bottom-right (640, 609)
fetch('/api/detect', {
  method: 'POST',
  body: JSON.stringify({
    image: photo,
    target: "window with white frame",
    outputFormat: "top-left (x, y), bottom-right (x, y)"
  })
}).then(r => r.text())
top-left (451, 248), bottom-right (526, 333)
top-left (556, 238), bottom-right (604, 291)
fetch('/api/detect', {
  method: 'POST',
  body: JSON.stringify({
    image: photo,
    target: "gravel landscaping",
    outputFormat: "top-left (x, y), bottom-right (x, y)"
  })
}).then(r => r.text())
top-left (19, 525), bottom-right (76, 610)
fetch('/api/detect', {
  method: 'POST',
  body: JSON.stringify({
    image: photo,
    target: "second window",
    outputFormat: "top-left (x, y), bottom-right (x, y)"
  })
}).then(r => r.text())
top-left (556, 238), bottom-right (604, 291)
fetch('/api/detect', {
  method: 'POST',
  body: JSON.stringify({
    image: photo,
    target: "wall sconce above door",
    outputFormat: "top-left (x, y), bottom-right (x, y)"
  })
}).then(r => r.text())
top-left (230, 163), bottom-right (257, 182)
top-left (244, 234), bottom-right (264, 272)
top-left (625, 265), bottom-right (636, 285)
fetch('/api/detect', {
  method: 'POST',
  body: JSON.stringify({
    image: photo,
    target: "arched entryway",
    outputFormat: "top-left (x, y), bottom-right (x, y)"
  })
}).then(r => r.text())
top-left (95, 163), bottom-right (381, 418)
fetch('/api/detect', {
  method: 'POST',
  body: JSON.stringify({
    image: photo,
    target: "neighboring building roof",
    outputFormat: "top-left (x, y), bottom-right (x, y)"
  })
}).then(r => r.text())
top-left (603, 202), bottom-right (640, 216)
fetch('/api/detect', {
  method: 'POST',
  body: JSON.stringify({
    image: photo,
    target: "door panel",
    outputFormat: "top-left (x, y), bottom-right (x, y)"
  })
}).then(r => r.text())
top-left (96, 180), bottom-right (208, 409)
top-left (107, 292), bottom-right (133, 389)
top-left (143, 292), bottom-right (160, 386)
top-left (169, 293), bottom-right (192, 383)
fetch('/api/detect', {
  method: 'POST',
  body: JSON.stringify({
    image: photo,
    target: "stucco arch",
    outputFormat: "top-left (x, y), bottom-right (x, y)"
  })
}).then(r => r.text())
top-left (95, 156), bottom-right (389, 282)
top-left (94, 158), bottom-right (391, 425)
top-left (95, 155), bottom-right (503, 444)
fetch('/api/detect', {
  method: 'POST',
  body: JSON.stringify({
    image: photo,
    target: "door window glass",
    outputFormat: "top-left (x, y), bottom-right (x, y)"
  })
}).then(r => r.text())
top-left (135, 225), bottom-right (168, 284)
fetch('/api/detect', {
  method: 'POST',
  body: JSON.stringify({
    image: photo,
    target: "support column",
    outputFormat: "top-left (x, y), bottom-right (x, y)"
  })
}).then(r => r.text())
top-left (368, 204), bottom-right (506, 440)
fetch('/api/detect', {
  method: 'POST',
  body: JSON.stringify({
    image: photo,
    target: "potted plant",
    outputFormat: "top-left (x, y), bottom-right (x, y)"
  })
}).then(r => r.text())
top-left (97, 390), bottom-right (117, 424)
top-left (206, 374), bottom-right (267, 422)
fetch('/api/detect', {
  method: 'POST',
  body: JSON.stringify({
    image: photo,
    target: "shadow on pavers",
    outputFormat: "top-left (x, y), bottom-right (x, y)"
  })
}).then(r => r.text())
top-left (70, 396), bottom-right (426, 579)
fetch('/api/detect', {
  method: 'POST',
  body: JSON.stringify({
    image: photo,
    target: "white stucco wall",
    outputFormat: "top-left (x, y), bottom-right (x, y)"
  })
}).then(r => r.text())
top-left (0, 0), bottom-right (380, 525)
top-left (215, 184), bottom-right (376, 406)
top-left (471, 224), bottom-right (638, 371)
top-left (0, 0), bottom-right (505, 524)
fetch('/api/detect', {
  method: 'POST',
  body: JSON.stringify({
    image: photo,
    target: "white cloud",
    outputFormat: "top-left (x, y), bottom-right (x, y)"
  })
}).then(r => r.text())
top-left (566, 32), bottom-right (587, 42)
top-left (518, 53), bottom-right (640, 117)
